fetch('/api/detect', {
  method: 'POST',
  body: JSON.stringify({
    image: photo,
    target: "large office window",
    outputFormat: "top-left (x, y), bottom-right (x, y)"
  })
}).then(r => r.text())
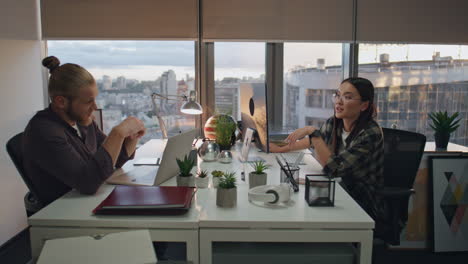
top-left (214, 42), bottom-right (266, 121)
top-left (283, 43), bottom-right (343, 130)
top-left (358, 44), bottom-right (468, 146)
top-left (47, 41), bottom-right (196, 144)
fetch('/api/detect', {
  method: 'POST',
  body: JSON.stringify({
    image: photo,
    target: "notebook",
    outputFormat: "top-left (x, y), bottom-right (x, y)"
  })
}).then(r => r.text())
top-left (93, 186), bottom-right (195, 215)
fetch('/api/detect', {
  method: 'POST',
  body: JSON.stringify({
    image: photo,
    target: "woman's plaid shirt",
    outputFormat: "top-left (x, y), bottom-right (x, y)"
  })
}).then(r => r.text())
top-left (319, 117), bottom-right (385, 222)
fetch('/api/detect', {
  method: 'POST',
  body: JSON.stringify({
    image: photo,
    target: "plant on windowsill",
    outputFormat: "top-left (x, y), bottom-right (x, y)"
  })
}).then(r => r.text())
top-left (176, 154), bottom-right (196, 187)
top-left (428, 111), bottom-right (461, 150)
top-left (195, 169), bottom-right (209, 188)
top-left (215, 115), bottom-right (237, 151)
top-left (248, 160), bottom-right (270, 189)
top-left (216, 171), bottom-right (237, 208)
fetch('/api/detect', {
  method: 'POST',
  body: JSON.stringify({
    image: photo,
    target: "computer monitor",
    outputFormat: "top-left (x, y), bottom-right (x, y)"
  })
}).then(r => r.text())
top-left (239, 82), bottom-right (269, 153)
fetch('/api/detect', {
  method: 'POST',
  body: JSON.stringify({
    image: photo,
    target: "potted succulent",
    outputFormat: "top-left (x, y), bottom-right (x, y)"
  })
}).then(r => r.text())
top-left (216, 171), bottom-right (237, 207)
top-left (195, 169), bottom-right (209, 188)
top-left (176, 154), bottom-right (196, 187)
top-left (428, 111), bottom-right (461, 150)
top-left (215, 115), bottom-right (237, 151)
top-left (211, 170), bottom-right (224, 188)
top-left (249, 160), bottom-right (270, 189)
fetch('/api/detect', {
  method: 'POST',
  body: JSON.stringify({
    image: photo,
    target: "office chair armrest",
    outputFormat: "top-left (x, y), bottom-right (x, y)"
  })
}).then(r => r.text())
top-left (377, 187), bottom-right (415, 198)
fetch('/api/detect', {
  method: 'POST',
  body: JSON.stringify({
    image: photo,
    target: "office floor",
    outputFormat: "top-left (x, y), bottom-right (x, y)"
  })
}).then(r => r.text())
top-left (2, 229), bottom-right (468, 264)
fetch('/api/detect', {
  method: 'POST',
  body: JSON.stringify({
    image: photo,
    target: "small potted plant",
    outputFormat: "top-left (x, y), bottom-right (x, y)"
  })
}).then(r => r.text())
top-left (216, 171), bottom-right (237, 207)
top-left (215, 115), bottom-right (237, 151)
top-left (428, 111), bottom-right (461, 150)
top-left (249, 160), bottom-right (270, 189)
top-left (211, 170), bottom-right (224, 188)
top-left (176, 154), bottom-right (196, 187)
top-left (196, 169), bottom-right (209, 188)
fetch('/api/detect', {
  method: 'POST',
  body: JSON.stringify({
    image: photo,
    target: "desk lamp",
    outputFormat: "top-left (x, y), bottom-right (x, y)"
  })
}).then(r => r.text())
top-left (151, 90), bottom-right (203, 139)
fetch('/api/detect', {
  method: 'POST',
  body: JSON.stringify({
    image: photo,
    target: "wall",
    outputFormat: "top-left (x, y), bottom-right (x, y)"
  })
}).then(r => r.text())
top-left (0, 0), bottom-right (43, 246)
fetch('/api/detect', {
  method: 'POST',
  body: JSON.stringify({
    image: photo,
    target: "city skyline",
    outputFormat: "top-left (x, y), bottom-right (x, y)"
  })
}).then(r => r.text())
top-left (48, 41), bottom-right (468, 82)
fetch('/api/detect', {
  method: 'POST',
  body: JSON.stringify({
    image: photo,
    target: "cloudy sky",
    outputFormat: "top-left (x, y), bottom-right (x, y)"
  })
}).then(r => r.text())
top-left (48, 41), bottom-right (468, 82)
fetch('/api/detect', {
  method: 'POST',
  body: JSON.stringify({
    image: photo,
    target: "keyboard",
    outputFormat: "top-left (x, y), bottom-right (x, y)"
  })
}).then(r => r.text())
top-left (279, 152), bottom-right (306, 166)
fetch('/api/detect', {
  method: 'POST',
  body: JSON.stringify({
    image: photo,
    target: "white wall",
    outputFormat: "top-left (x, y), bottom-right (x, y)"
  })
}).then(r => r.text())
top-left (0, 0), bottom-right (43, 246)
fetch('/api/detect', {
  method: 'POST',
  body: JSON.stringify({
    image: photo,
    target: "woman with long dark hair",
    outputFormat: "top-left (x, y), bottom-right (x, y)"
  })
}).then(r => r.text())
top-left (270, 77), bottom-right (386, 232)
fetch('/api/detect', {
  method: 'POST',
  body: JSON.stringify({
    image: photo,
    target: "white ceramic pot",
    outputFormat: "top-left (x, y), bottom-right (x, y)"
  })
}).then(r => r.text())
top-left (248, 172), bottom-right (267, 189)
top-left (216, 188), bottom-right (237, 207)
top-left (195, 176), bottom-right (209, 188)
top-left (177, 174), bottom-right (195, 187)
top-left (212, 177), bottom-right (221, 188)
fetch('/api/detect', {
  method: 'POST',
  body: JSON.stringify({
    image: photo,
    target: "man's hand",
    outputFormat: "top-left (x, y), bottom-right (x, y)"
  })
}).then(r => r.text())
top-left (115, 117), bottom-right (146, 138)
top-left (286, 126), bottom-right (316, 146)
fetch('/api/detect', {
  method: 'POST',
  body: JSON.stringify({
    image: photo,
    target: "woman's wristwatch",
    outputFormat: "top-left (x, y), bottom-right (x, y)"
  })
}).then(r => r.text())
top-left (308, 130), bottom-right (321, 146)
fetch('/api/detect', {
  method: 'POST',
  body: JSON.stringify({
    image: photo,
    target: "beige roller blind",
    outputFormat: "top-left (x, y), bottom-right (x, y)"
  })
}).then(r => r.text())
top-left (202, 0), bottom-right (353, 42)
top-left (357, 0), bottom-right (468, 44)
top-left (41, 0), bottom-right (198, 39)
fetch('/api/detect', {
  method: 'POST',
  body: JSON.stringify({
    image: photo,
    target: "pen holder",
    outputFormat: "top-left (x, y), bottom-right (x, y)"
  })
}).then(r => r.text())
top-left (305, 174), bottom-right (335, 206)
top-left (280, 165), bottom-right (300, 185)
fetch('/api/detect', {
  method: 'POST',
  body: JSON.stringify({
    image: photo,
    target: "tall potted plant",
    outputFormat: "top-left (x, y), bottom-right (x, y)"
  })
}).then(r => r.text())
top-left (428, 111), bottom-right (460, 150)
top-left (215, 115), bottom-right (237, 151)
top-left (249, 160), bottom-right (270, 189)
top-left (176, 154), bottom-right (196, 187)
top-left (216, 172), bottom-right (237, 207)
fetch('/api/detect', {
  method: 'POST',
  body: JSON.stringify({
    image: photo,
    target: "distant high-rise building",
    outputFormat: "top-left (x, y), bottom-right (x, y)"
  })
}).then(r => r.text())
top-left (158, 70), bottom-right (177, 114)
top-left (102, 75), bottom-right (112, 90)
top-left (116, 76), bottom-right (126, 90)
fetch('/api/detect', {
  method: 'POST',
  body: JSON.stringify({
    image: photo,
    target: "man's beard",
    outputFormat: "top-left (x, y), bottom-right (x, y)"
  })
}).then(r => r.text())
top-left (65, 104), bottom-right (92, 126)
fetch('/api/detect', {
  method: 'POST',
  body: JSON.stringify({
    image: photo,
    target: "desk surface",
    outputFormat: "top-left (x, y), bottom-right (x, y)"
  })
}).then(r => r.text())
top-left (424, 142), bottom-right (468, 153)
top-left (29, 140), bottom-right (374, 230)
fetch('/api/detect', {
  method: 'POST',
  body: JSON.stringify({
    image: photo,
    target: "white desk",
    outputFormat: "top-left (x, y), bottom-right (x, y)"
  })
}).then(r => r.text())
top-left (29, 140), bottom-right (374, 264)
top-left (29, 140), bottom-right (200, 263)
top-left (197, 146), bottom-right (374, 264)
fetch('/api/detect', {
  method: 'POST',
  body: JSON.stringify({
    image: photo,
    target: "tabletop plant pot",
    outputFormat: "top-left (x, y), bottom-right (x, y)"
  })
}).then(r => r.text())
top-left (195, 170), bottom-right (209, 188)
top-left (248, 160), bottom-right (270, 189)
top-left (428, 111), bottom-right (460, 150)
top-left (216, 172), bottom-right (237, 207)
top-left (211, 170), bottom-right (224, 188)
top-left (176, 153), bottom-right (196, 187)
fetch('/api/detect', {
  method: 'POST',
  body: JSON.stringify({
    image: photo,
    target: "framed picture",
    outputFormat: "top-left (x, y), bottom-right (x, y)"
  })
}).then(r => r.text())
top-left (92, 109), bottom-right (103, 131)
top-left (429, 155), bottom-right (468, 252)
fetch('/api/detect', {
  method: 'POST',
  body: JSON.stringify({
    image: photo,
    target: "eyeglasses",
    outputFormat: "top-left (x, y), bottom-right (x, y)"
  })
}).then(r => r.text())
top-left (331, 92), bottom-right (362, 103)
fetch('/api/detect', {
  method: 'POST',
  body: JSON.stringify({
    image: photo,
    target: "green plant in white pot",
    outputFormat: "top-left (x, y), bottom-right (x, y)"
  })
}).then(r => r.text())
top-left (195, 170), bottom-right (209, 188)
top-left (176, 154), bottom-right (196, 187)
top-left (211, 170), bottom-right (224, 188)
top-left (428, 111), bottom-right (461, 150)
top-left (216, 172), bottom-right (237, 207)
top-left (249, 160), bottom-right (270, 189)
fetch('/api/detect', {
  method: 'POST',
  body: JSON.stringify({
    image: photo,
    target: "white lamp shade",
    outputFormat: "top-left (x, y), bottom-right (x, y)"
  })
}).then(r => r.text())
top-left (181, 101), bottom-right (203, 115)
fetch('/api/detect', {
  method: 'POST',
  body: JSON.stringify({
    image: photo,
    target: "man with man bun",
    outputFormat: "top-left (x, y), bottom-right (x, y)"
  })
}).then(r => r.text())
top-left (22, 56), bottom-right (146, 206)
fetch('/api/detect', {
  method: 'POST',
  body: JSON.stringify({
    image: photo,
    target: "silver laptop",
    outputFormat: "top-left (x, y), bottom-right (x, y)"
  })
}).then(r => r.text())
top-left (107, 129), bottom-right (197, 186)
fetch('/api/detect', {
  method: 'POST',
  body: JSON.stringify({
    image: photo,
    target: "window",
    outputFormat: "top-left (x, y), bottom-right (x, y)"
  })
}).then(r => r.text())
top-left (284, 43), bottom-right (344, 130)
top-left (47, 41), bottom-right (196, 144)
top-left (214, 42), bottom-right (266, 121)
top-left (358, 44), bottom-right (468, 146)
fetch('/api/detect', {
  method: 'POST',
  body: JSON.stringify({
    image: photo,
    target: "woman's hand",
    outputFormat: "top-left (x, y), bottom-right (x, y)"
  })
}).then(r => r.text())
top-left (286, 126), bottom-right (316, 145)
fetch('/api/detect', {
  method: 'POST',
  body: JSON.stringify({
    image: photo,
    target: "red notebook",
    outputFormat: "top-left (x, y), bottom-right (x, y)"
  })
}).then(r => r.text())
top-left (93, 186), bottom-right (195, 215)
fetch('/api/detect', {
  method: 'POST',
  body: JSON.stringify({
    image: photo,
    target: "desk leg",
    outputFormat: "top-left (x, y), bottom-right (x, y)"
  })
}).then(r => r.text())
top-left (199, 231), bottom-right (213, 264)
top-left (357, 230), bottom-right (373, 264)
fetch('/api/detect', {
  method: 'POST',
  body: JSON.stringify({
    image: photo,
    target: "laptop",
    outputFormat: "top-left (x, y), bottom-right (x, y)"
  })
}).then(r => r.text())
top-left (107, 129), bottom-right (197, 186)
top-left (239, 128), bottom-right (265, 163)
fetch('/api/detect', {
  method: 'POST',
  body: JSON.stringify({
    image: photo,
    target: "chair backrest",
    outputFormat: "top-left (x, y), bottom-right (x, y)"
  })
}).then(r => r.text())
top-left (382, 128), bottom-right (426, 189)
top-left (6, 132), bottom-right (43, 206)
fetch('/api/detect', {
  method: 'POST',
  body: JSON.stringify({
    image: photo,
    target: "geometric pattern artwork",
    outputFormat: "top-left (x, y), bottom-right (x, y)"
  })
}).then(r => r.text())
top-left (440, 171), bottom-right (468, 234)
top-left (431, 156), bottom-right (468, 252)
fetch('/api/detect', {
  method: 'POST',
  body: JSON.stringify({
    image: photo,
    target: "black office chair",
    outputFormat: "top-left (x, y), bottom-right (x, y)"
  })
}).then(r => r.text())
top-left (6, 132), bottom-right (44, 216)
top-left (378, 128), bottom-right (426, 245)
